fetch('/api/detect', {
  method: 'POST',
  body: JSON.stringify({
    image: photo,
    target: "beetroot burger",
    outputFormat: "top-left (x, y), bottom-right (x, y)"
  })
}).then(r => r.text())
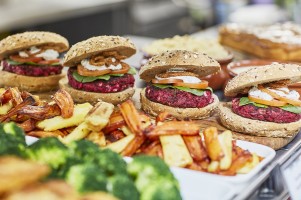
top-left (60, 36), bottom-right (136, 105)
top-left (0, 31), bottom-right (69, 92)
top-left (139, 50), bottom-right (221, 119)
top-left (219, 63), bottom-right (301, 147)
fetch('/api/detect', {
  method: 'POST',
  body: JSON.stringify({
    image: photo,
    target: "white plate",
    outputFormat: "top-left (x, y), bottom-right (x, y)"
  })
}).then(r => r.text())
top-left (25, 136), bottom-right (39, 145)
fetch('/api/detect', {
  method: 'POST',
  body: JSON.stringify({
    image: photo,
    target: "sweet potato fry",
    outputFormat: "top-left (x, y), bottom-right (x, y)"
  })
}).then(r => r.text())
top-left (51, 89), bottom-right (74, 118)
top-left (103, 112), bottom-right (126, 134)
top-left (121, 135), bottom-right (145, 156)
top-left (141, 140), bottom-right (164, 158)
top-left (148, 121), bottom-right (200, 138)
top-left (16, 119), bottom-right (36, 132)
top-left (203, 127), bottom-right (224, 161)
top-left (183, 135), bottom-right (208, 162)
top-left (106, 130), bottom-right (125, 142)
top-left (118, 100), bottom-right (143, 135)
top-left (27, 130), bottom-right (68, 138)
top-left (156, 111), bottom-right (172, 124)
top-left (0, 87), bottom-right (23, 106)
top-left (17, 104), bottom-right (61, 120)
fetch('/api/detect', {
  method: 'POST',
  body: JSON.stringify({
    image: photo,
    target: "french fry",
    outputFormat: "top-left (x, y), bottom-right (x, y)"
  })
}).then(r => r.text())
top-left (208, 161), bottom-right (219, 173)
top-left (86, 131), bottom-right (106, 147)
top-left (120, 126), bottom-right (133, 136)
top-left (119, 100), bottom-right (143, 135)
top-left (237, 153), bottom-right (260, 174)
top-left (187, 161), bottom-right (206, 171)
top-left (225, 151), bottom-right (252, 175)
top-left (103, 112), bottom-right (126, 133)
top-left (0, 101), bottom-right (13, 115)
top-left (85, 101), bottom-right (114, 132)
top-left (16, 119), bottom-right (36, 132)
top-left (61, 122), bottom-right (91, 144)
top-left (183, 135), bottom-right (208, 162)
top-left (218, 130), bottom-right (233, 170)
top-left (37, 103), bottom-right (92, 131)
top-left (106, 130), bottom-right (126, 142)
top-left (121, 135), bottom-right (145, 156)
top-left (141, 140), bottom-right (163, 158)
top-left (203, 127), bottom-right (224, 161)
top-left (106, 134), bottom-right (135, 153)
top-left (160, 135), bottom-right (193, 167)
top-left (148, 121), bottom-right (200, 137)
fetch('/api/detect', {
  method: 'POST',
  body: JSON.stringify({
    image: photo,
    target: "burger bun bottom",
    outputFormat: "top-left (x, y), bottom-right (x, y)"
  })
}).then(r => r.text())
top-left (59, 77), bottom-right (135, 105)
top-left (140, 88), bottom-right (219, 120)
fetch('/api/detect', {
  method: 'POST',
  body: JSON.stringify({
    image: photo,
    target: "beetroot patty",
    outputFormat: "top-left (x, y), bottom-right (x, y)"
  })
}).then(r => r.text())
top-left (145, 84), bottom-right (213, 108)
top-left (2, 60), bottom-right (62, 77)
top-left (68, 68), bottom-right (134, 93)
top-left (232, 98), bottom-right (301, 123)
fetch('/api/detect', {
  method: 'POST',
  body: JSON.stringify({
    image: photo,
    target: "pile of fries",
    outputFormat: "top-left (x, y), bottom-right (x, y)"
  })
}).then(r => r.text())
top-left (0, 87), bottom-right (262, 176)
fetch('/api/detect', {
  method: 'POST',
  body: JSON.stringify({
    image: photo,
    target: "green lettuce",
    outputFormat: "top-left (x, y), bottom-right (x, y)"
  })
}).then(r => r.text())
top-left (153, 84), bottom-right (212, 96)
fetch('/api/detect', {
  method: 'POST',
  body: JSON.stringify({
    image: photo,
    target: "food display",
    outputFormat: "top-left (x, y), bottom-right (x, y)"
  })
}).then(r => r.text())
top-left (219, 63), bottom-right (301, 149)
top-left (0, 31), bottom-right (69, 92)
top-left (219, 22), bottom-right (301, 62)
top-left (139, 50), bottom-right (220, 119)
top-left (60, 36), bottom-right (137, 105)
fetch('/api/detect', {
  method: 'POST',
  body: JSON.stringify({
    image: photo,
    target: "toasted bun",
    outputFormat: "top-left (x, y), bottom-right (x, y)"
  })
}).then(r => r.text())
top-left (139, 50), bottom-right (220, 82)
top-left (0, 70), bottom-right (63, 92)
top-left (59, 77), bottom-right (134, 105)
top-left (140, 88), bottom-right (219, 119)
top-left (63, 36), bottom-right (136, 67)
top-left (0, 31), bottom-right (69, 59)
top-left (218, 102), bottom-right (301, 137)
top-left (225, 63), bottom-right (301, 96)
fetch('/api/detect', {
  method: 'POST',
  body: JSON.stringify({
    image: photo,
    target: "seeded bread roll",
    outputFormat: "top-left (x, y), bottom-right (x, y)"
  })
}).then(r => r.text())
top-left (139, 50), bottom-right (220, 82)
top-left (140, 88), bottom-right (219, 120)
top-left (0, 70), bottom-right (64, 92)
top-left (63, 36), bottom-right (136, 67)
top-left (224, 63), bottom-right (301, 97)
top-left (218, 102), bottom-right (301, 138)
top-left (59, 77), bottom-right (135, 105)
top-left (0, 31), bottom-right (69, 59)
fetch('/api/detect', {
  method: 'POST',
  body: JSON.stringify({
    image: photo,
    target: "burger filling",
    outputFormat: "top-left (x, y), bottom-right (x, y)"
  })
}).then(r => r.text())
top-left (1, 45), bottom-right (62, 77)
top-left (68, 51), bottom-right (136, 93)
top-left (232, 84), bottom-right (301, 123)
top-left (146, 71), bottom-right (214, 108)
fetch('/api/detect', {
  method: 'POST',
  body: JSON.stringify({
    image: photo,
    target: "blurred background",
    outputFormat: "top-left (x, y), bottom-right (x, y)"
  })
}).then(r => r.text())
top-left (0, 0), bottom-right (300, 44)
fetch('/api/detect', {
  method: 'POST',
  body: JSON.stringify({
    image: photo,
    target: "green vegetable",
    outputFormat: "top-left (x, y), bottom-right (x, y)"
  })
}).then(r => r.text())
top-left (108, 175), bottom-right (139, 200)
top-left (2, 122), bottom-right (26, 145)
top-left (127, 155), bottom-right (181, 200)
top-left (66, 163), bottom-right (108, 194)
top-left (239, 97), bottom-right (301, 113)
top-left (67, 139), bottom-right (102, 162)
top-left (6, 59), bottom-right (60, 66)
top-left (27, 137), bottom-right (69, 169)
top-left (127, 67), bottom-right (137, 75)
top-left (153, 84), bottom-right (212, 96)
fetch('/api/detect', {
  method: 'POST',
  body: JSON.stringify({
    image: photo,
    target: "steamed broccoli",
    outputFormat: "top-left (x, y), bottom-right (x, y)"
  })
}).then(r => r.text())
top-left (66, 162), bottom-right (108, 194)
top-left (67, 139), bottom-right (101, 162)
top-left (27, 137), bottom-right (69, 169)
top-left (0, 122), bottom-right (26, 157)
top-left (108, 174), bottom-right (139, 200)
top-left (127, 155), bottom-right (182, 200)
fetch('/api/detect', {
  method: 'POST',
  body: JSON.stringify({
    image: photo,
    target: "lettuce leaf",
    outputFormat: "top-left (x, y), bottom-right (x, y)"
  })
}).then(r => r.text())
top-left (153, 84), bottom-right (212, 96)
top-left (6, 59), bottom-right (60, 66)
top-left (239, 97), bottom-right (301, 113)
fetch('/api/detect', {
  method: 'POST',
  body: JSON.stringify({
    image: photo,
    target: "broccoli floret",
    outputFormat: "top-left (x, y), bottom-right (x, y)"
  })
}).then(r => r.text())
top-left (1, 122), bottom-right (26, 145)
top-left (108, 174), bottom-right (139, 200)
top-left (67, 139), bottom-right (101, 162)
top-left (27, 137), bottom-right (69, 169)
top-left (127, 155), bottom-right (177, 191)
top-left (94, 148), bottom-right (127, 176)
top-left (140, 179), bottom-right (182, 200)
top-left (66, 163), bottom-right (108, 194)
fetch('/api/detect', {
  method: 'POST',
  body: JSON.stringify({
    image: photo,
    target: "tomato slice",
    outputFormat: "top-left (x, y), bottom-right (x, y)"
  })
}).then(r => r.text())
top-left (77, 64), bottom-right (111, 77)
top-left (173, 80), bottom-right (209, 89)
top-left (10, 55), bottom-right (43, 63)
top-left (248, 95), bottom-right (286, 107)
top-left (259, 87), bottom-right (301, 106)
top-left (37, 59), bottom-right (61, 65)
top-left (152, 78), bottom-right (183, 84)
top-left (109, 62), bottom-right (130, 74)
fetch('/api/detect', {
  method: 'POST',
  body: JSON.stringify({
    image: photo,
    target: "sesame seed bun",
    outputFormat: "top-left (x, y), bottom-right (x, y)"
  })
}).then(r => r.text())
top-left (140, 88), bottom-right (219, 119)
top-left (63, 36), bottom-right (136, 67)
top-left (0, 70), bottom-right (64, 92)
top-left (0, 31), bottom-right (69, 59)
top-left (139, 50), bottom-right (220, 82)
top-left (218, 102), bottom-right (301, 138)
top-left (59, 77), bottom-right (135, 105)
top-left (225, 63), bottom-right (301, 97)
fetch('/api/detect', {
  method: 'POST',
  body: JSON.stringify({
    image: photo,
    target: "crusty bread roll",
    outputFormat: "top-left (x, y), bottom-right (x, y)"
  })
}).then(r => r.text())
top-left (140, 88), bottom-right (219, 120)
top-left (139, 50), bottom-right (220, 82)
top-left (0, 31), bottom-right (69, 59)
top-left (63, 36), bottom-right (136, 67)
top-left (59, 77), bottom-right (135, 105)
top-left (219, 23), bottom-right (301, 62)
top-left (218, 102), bottom-right (301, 138)
top-left (0, 70), bottom-right (64, 92)
top-left (225, 63), bottom-right (301, 97)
